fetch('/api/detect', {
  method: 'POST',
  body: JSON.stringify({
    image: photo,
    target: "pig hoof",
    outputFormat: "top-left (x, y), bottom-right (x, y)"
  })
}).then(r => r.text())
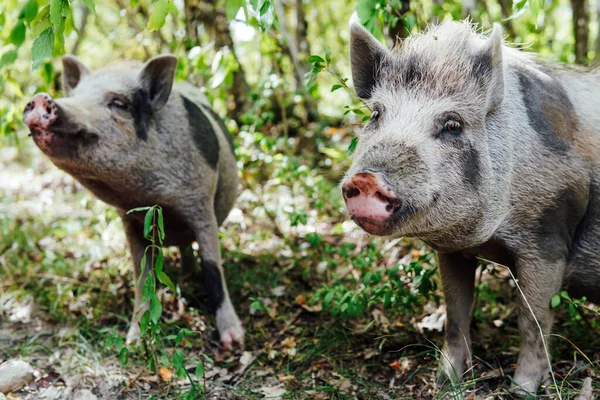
top-left (220, 326), bottom-right (245, 350)
top-left (216, 307), bottom-right (244, 349)
top-left (436, 350), bottom-right (468, 386)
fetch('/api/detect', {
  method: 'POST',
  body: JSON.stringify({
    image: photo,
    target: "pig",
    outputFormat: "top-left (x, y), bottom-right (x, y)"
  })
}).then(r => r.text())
top-left (342, 21), bottom-right (600, 394)
top-left (23, 54), bottom-right (244, 348)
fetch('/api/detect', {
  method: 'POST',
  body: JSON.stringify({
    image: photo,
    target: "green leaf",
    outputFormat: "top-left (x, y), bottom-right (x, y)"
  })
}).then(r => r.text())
top-left (50, 0), bottom-right (67, 51)
top-left (143, 207), bottom-right (154, 238)
top-left (348, 137), bottom-right (359, 155)
top-left (142, 273), bottom-right (155, 303)
top-left (32, 27), bottom-right (54, 70)
top-left (175, 329), bottom-right (184, 346)
top-left (0, 50), bottom-right (18, 69)
top-left (551, 294), bottom-right (561, 308)
top-left (172, 349), bottom-right (184, 369)
top-left (150, 294), bottom-right (162, 323)
top-left (529, 0), bottom-right (539, 21)
top-left (307, 55), bottom-right (324, 64)
top-left (157, 271), bottom-right (176, 292)
top-left (30, 5), bottom-right (51, 36)
top-left (330, 84), bottom-right (342, 92)
top-left (10, 21), bottom-right (26, 47)
top-left (226, 0), bottom-right (247, 21)
top-left (118, 347), bottom-right (129, 366)
top-left (148, 0), bottom-right (170, 32)
top-left (195, 361), bottom-right (205, 380)
top-left (154, 249), bottom-right (163, 273)
top-left (157, 207), bottom-right (165, 242)
top-left (20, 0), bottom-right (39, 23)
top-left (81, 0), bottom-right (96, 12)
top-left (127, 206), bottom-right (151, 214)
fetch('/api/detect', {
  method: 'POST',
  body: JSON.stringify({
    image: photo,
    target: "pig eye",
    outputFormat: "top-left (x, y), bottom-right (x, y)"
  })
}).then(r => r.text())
top-left (108, 98), bottom-right (129, 110)
top-left (443, 120), bottom-right (461, 133)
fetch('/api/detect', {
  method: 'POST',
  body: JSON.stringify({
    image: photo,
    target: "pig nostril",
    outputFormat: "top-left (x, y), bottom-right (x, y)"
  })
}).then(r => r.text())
top-left (375, 191), bottom-right (392, 203)
top-left (344, 186), bottom-right (360, 199)
top-left (46, 107), bottom-right (51, 114)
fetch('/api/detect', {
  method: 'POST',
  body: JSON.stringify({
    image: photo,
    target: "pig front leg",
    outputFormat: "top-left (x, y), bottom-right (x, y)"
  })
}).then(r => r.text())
top-left (512, 256), bottom-right (565, 395)
top-left (436, 252), bottom-right (477, 384)
top-left (121, 214), bottom-right (152, 344)
top-left (187, 210), bottom-right (244, 349)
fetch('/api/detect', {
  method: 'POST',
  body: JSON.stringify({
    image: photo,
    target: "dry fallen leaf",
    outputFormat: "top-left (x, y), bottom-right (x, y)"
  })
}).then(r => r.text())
top-left (390, 360), bottom-right (400, 371)
top-left (159, 367), bottom-right (172, 382)
top-left (575, 377), bottom-right (593, 400)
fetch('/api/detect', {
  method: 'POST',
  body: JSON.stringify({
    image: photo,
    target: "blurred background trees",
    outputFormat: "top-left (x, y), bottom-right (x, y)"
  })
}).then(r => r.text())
top-left (1, 0), bottom-right (598, 143)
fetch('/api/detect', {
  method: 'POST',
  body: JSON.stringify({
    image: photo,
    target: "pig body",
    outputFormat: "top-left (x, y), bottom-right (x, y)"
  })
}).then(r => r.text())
top-left (343, 21), bottom-right (600, 394)
top-left (24, 55), bottom-right (243, 347)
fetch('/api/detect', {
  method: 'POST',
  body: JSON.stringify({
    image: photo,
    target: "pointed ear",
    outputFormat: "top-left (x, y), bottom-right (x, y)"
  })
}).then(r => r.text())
top-left (475, 23), bottom-right (504, 112)
top-left (62, 55), bottom-right (92, 96)
top-left (350, 23), bottom-right (388, 99)
top-left (138, 54), bottom-right (178, 111)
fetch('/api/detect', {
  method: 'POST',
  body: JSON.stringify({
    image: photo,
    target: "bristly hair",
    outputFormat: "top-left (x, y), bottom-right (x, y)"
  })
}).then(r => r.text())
top-left (374, 20), bottom-right (503, 98)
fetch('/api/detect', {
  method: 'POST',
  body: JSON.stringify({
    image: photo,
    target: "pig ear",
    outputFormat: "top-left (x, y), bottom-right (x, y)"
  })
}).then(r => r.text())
top-left (350, 23), bottom-right (388, 99)
top-left (477, 23), bottom-right (504, 112)
top-left (138, 54), bottom-right (178, 111)
top-left (62, 55), bottom-right (92, 95)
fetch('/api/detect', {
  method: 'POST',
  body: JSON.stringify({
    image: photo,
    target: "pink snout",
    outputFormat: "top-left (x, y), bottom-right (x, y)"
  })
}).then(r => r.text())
top-left (23, 93), bottom-right (58, 130)
top-left (342, 172), bottom-right (401, 221)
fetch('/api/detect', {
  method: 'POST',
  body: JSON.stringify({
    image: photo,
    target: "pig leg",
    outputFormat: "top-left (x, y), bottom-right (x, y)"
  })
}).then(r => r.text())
top-left (121, 215), bottom-right (152, 344)
top-left (436, 252), bottom-right (477, 384)
top-left (512, 256), bottom-right (565, 395)
top-left (186, 209), bottom-right (243, 349)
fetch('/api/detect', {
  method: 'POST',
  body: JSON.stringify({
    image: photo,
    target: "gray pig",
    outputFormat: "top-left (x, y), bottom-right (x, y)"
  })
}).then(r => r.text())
top-left (23, 54), bottom-right (244, 348)
top-left (342, 21), bottom-right (600, 394)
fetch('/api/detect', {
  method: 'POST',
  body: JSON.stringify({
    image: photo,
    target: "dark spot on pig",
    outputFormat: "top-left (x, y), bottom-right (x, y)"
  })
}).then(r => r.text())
top-left (471, 50), bottom-right (492, 80)
top-left (401, 55), bottom-right (424, 88)
top-left (202, 259), bottom-right (225, 314)
top-left (181, 95), bottom-right (219, 170)
top-left (200, 104), bottom-right (235, 153)
top-left (461, 145), bottom-right (480, 187)
top-left (131, 88), bottom-right (153, 141)
top-left (351, 33), bottom-right (384, 99)
top-left (516, 68), bottom-right (579, 154)
top-left (536, 187), bottom-right (587, 261)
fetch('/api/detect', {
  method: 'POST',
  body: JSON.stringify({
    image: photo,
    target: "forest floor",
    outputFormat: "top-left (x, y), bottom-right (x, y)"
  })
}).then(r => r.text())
top-left (1, 129), bottom-right (599, 400)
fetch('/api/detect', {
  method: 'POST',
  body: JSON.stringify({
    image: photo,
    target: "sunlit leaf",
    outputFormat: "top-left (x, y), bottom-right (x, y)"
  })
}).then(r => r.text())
top-left (148, 0), bottom-right (170, 32)
top-left (81, 0), bottom-right (96, 12)
top-left (0, 50), bottom-right (18, 69)
top-left (19, 0), bottom-right (39, 23)
top-left (226, 0), bottom-right (247, 21)
top-left (10, 21), bottom-right (26, 47)
top-left (32, 27), bottom-right (54, 70)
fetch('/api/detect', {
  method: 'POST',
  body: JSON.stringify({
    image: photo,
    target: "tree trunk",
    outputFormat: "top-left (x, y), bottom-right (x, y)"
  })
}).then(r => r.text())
top-left (387, 0), bottom-right (410, 46)
top-left (293, 0), bottom-right (309, 55)
top-left (274, 0), bottom-right (318, 121)
top-left (572, 0), bottom-right (589, 64)
top-left (496, 0), bottom-right (518, 40)
top-left (186, 0), bottom-right (251, 121)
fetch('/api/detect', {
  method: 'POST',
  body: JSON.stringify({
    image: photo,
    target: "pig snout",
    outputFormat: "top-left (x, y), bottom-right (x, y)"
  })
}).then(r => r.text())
top-left (23, 93), bottom-right (58, 130)
top-left (342, 171), bottom-right (401, 221)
